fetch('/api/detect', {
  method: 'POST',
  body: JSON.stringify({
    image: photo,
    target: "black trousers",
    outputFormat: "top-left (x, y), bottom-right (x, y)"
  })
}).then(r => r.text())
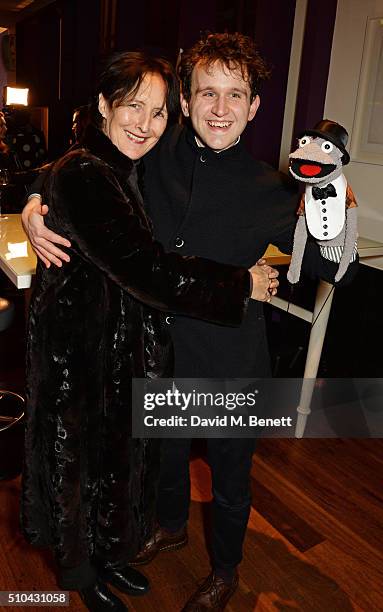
top-left (157, 437), bottom-right (255, 570)
top-left (59, 560), bottom-right (97, 590)
top-left (302, 240), bottom-right (359, 287)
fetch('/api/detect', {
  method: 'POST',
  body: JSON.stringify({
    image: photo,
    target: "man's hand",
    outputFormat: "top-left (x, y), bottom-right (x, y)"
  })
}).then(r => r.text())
top-left (255, 258), bottom-right (279, 298)
top-left (22, 197), bottom-right (71, 268)
top-left (249, 261), bottom-right (279, 302)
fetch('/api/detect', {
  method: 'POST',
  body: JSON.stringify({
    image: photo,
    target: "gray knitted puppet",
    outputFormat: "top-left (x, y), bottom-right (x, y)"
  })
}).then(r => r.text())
top-left (287, 120), bottom-right (358, 284)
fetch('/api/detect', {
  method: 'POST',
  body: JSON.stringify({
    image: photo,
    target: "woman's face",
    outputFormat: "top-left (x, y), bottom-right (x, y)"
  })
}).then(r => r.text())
top-left (99, 73), bottom-right (168, 160)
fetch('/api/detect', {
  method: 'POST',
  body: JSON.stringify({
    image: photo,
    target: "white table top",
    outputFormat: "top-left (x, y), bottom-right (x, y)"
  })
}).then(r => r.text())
top-left (1, 214), bottom-right (383, 289)
top-left (0, 214), bottom-right (37, 289)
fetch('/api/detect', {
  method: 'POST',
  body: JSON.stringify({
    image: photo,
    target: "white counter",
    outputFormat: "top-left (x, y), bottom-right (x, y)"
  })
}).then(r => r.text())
top-left (0, 214), bottom-right (37, 289)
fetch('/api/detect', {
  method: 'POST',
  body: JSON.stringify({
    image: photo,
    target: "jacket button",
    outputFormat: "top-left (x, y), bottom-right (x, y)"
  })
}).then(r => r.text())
top-left (323, 224), bottom-right (328, 229)
top-left (175, 237), bottom-right (184, 248)
top-left (165, 316), bottom-right (174, 325)
top-left (323, 231), bottom-right (328, 236)
top-left (321, 200), bottom-right (326, 205)
top-left (323, 217), bottom-right (327, 221)
top-left (322, 208), bottom-right (326, 213)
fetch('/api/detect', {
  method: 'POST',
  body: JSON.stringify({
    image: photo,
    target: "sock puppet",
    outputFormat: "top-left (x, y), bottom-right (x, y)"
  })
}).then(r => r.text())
top-left (287, 120), bottom-right (358, 285)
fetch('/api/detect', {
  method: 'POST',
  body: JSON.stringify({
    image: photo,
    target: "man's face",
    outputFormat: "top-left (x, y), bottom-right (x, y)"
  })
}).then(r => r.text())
top-left (181, 60), bottom-right (259, 150)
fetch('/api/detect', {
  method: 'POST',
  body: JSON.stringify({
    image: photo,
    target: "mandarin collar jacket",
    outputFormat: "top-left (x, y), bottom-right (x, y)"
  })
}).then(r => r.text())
top-left (143, 123), bottom-right (299, 377)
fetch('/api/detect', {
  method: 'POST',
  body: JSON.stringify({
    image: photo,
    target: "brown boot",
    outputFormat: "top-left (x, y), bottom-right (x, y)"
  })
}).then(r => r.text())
top-left (182, 571), bottom-right (239, 611)
top-left (128, 524), bottom-right (188, 566)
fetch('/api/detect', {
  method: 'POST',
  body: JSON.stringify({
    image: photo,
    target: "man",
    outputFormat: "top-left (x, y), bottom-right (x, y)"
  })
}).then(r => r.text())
top-left (23, 33), bottom-right (298, 611)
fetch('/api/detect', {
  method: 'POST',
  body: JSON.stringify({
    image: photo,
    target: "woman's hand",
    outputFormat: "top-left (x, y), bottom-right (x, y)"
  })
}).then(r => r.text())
top-left (249, 259), bottom-right (279, 302)
top-left (22, 197), bottom-right (71, 268)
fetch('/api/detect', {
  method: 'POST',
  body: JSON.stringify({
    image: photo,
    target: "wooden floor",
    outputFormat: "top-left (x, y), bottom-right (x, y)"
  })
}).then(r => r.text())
top-left (1, 439), bottom-right (382, 611)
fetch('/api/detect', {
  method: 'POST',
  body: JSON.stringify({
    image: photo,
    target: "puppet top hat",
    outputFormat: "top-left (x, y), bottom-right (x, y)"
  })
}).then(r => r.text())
top-left (299, 119), bottom-right (350, 165)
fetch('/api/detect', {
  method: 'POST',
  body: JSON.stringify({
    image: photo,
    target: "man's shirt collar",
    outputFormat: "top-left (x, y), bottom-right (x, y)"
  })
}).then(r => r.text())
top-left (194, 135), bottom-right (241, 153)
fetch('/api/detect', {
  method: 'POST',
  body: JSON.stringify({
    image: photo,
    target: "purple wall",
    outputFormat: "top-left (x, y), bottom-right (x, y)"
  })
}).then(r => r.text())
top-left (178, 0), bottom-right (217, 50)
top-left (293, 0), bottom-right (338, 144)
top-left (15, 0), bottom-right (337, 166)
top-left (244, 0), bottom-right (297, 166)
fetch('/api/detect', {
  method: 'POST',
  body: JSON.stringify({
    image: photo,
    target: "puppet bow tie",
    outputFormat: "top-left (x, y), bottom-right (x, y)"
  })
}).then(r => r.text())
top-left (312, 184), bottom-right (337, 200)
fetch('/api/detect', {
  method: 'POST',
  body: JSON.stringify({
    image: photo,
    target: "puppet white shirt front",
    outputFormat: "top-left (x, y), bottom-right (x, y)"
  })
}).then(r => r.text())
top-left (305, 173), bottom-right (347, 240)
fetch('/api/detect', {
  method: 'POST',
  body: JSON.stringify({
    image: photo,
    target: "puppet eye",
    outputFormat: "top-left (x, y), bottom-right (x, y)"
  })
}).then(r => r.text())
top-left (299, 136), bottom-right (311, 147)
top-left (321, 141), bottom-right (333, 153)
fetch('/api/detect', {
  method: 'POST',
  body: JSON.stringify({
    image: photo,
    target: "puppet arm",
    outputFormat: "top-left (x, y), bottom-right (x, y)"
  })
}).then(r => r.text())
top-left (287, 214), bottom-right (308, 284)
top-left (334, 206), bottom-right (358, 283)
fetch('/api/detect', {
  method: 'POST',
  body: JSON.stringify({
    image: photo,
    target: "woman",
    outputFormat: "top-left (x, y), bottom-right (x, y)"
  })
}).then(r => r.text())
top-left (21, 52), bottom-right (274, 611)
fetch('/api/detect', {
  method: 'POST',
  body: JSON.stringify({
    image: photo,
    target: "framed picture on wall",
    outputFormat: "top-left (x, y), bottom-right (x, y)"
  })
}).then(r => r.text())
top-left (351, 17), bottom-right (383, 164)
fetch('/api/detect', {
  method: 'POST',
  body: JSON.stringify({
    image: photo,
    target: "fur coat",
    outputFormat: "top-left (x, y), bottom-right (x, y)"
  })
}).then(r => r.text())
top-left (21, 124), bottom-right (250, 571)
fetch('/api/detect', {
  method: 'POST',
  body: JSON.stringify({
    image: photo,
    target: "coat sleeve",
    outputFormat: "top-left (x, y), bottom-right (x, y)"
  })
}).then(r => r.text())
top-left (268, 179), bottom-right (300, 255)
top-left (49, 155), bottom-right (250, 326)
top-left (26, 167), bottom-right (48, 196)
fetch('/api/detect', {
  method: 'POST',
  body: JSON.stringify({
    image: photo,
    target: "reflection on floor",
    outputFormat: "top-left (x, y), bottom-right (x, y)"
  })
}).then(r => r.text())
top-left (1, 267), bottom-right (383, 610)
top-left (1, 440), bottom-right (383, 611)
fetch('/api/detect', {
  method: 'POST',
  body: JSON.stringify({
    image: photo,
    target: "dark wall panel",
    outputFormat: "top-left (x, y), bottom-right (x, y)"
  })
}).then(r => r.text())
top-left (116, 0), bottom-right (181, 62)
top-left (178, 0), bottom-right (217, 50)
top-left (293, 0), bottom-right (338, 143)
top-left (16, 3), bottom-right (61, 107)
top-left (69, 0), bottom-right (101, 104)
top-left (16, 3), bottom-right (65, 159)
top-left (245, 0), bottom-right (297, 167)
top-left (16, 0), bottom-right (101, 159)
top-left (15, 0), bottom-right (336, 167)
top-left (115, 0), bottom-right (146, 51)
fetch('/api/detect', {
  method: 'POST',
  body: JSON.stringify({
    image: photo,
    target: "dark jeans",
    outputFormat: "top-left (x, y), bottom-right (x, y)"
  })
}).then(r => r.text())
top-left (157, 437), bottom-right (256, 571)
top-left (59, 560), bottom-right (97, 590)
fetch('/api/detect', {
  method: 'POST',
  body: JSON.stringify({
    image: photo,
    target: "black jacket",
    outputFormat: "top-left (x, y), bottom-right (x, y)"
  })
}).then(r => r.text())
top-left (143, 124), bottom-right (299, 377)
top-left (21, 125), bottom-right (250, 570)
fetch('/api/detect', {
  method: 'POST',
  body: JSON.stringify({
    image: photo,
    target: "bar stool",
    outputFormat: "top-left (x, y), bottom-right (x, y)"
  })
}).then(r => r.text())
top-left (0, 296), bottom-right (14, 331)
top-left (0, 296), bottom-right (25, 480)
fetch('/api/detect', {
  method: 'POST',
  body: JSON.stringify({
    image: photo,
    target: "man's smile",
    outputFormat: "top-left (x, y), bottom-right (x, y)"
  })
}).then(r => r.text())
top-left (206, 120), bottom-right (233, 129)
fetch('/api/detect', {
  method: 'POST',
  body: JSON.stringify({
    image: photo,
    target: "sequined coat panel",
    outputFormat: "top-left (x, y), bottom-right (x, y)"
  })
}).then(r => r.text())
top-left (21, 125), bottom-right (250, 570)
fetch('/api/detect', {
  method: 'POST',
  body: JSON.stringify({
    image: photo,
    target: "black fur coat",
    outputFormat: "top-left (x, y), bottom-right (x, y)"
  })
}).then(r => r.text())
top-left (21, 124), bottom-right (250, 571)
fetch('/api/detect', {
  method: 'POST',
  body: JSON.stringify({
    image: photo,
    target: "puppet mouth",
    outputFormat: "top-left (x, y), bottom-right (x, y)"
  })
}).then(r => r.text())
top-left (289, 159), bottom-right (336, 179)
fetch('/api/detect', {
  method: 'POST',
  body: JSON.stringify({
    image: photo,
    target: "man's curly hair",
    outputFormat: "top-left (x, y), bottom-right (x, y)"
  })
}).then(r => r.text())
top-left (178, 32), bottom-right (271, 102)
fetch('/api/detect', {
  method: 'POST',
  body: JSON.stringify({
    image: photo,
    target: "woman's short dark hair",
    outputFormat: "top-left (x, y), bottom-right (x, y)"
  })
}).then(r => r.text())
top-left (179, 32), bottom-right (271, 102)
top-left (91, 51), bottom-right (179, 126)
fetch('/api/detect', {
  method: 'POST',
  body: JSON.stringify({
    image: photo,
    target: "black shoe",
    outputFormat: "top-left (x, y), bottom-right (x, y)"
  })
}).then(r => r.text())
top-left (100, 566), bottom-right (150, 596)
top-left (79, 580), bottom-right (128, 611)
